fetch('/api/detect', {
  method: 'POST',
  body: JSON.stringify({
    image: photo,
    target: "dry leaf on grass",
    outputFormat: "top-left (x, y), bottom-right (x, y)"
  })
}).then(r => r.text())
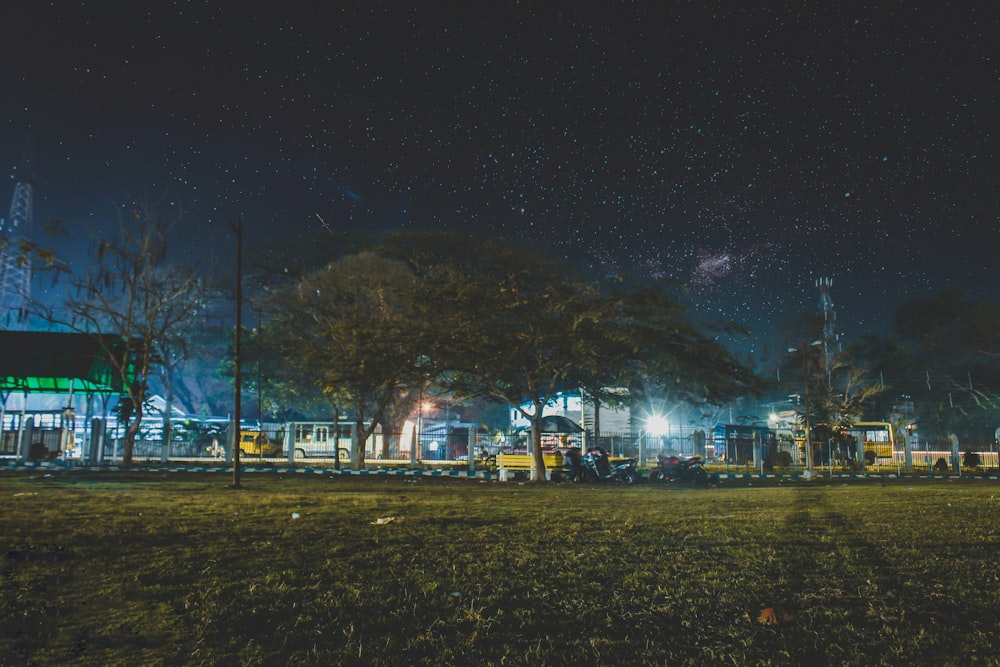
top-left (758, 606), bottom-right (794, 626)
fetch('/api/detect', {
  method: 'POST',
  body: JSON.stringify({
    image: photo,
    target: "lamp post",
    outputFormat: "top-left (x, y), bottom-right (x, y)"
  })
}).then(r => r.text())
top-left (412, 355), bottom-right (431, 467)
top-left (230, 218), bottom-right (243, 489)
top-left (254, 306), bottom-right (264, 464)
top-left (789, 341), bottom-right (822, 475)
top-left (412, 384), bottom-right (422, 467)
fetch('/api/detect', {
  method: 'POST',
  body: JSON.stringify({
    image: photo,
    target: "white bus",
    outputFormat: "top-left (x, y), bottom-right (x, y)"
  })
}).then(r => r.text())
top-left (284, 421), bottom-right (395, 462)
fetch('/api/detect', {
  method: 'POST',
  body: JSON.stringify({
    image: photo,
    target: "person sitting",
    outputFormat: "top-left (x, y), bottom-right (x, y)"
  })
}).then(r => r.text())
top-left (587, 447), bottom-right (611, 477)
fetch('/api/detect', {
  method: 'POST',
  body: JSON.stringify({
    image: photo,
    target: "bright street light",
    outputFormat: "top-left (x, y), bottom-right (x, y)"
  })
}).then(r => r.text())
top-left (646, 415), bottom-right (669, 436)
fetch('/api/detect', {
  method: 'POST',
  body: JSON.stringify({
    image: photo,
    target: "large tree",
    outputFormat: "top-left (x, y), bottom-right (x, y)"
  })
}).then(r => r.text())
top-left (259, 232), bottom-right (762, 477)
top-left (422, 241), bottom-right (761, 480)
top-left (262, 251), bottom-right (427, 468)
top-left (853, 291), bottom-right (1000, 442)
top-left (772, 312), bottom-right (887, 469)
top-left (425, 242), bottom-right (598, 477)
top-left (601, 280), bottom-right (763, 409)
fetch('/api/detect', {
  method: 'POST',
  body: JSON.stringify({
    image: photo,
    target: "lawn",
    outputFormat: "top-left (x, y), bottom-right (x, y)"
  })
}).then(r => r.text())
top-left (1, 470), bottom-right (998, 666)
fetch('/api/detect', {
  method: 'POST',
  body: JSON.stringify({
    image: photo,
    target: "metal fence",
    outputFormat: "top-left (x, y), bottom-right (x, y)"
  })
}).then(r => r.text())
top-left (91, 429), bottom-right (1000, 477)
top-left (5, 415), bottom-right (999, 478)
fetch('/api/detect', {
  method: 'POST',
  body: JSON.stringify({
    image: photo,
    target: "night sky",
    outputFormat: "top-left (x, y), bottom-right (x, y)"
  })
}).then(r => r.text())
top-left (2, 2), bottom-right (997, 357)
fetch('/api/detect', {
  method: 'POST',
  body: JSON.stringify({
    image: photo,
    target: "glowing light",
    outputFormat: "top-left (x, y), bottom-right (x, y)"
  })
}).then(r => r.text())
top-left (646, 415), bottom-right (669, 436)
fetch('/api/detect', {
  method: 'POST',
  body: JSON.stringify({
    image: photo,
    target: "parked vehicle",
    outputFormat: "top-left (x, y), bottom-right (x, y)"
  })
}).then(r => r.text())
top-left (239, 430), bottom-right (281, 457)
top-left (649, 454), bottom-right (708, 484)
top-left (288, 422), bottom-right (353, 461)
top-left (579, 447), bottom-right (640, 483)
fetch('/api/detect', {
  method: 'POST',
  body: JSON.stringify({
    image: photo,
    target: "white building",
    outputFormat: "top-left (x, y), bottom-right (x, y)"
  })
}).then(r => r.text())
top-left (509, 391), bottom-right (632, 434)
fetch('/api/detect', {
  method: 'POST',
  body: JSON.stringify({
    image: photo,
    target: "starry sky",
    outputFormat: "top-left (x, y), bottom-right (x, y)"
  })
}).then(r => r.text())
top-left (2, 1), bottom-right (997, 359)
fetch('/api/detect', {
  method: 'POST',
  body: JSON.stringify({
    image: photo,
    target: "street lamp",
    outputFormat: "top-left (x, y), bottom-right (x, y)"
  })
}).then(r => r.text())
top-left (412, 355), bottom-right (432, 467)
top-left (645, 414), bottom-right (669, 437)
top-left (788, 341), bottom-right (822, 475)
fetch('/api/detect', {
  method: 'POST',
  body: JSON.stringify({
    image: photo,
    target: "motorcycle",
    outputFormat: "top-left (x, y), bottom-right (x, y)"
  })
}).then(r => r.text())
top-left (578, 447), bottom-right (640, 483)
top-left (649, 454), bottom-right (708, 484)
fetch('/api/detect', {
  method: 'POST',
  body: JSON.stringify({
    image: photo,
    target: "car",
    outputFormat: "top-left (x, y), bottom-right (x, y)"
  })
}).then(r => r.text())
top-left (239, 430), bottom-right (281, 457)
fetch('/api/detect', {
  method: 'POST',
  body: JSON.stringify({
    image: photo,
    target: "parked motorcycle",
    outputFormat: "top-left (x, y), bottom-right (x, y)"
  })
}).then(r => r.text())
top-left (649, 454), bottom-right (708, 484)
top-left (579, 447), bottom-right (640, 483)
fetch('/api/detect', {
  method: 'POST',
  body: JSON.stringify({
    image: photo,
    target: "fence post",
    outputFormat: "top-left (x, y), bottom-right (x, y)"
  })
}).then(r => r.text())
top-left (225, 422), bottom-right (234, 465)
top-left (693, 429), bottom-right (706, 459)
top-left (753, 431), bottom-right (761, 476)
top-left (19, 415), bottom-right (33, 462)
top-left (903, 429), bottom-right (913, 472)
top-left (949, 434), bottom-right (960, 476)
top-left (467, 428), bottom-right (475, 474)
top-left (89, 418), bottom-right (105, 465)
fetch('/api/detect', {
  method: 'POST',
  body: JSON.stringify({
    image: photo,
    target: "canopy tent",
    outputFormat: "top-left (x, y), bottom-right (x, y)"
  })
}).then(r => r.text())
top-left (0, 331), bottom-right (133, 395)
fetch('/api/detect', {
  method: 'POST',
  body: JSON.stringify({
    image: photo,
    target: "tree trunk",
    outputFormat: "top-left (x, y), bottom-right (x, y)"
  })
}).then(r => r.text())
top-left (530, 409), bottom-right (546, 482)
top-left (380, 415), bottom-right (399, 459)
top-left (161, 411), bottom-right (172, 463)
top-left (124, 408), bottom-right (141, 467)
top-left (354, 415), bottom-right (367, 470)
top-left (332, 404), bottom-right (341, 470)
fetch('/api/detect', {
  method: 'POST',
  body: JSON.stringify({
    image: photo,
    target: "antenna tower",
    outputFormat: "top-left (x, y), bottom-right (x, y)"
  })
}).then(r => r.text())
top-left (816, 276), bottom-right (840, 371)
top-left (0, 179), bottom-right (34, 328)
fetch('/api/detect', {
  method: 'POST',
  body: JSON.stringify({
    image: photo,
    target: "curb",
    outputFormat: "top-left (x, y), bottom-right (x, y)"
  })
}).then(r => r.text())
top-left (0, 460), bottom-right (490, 478)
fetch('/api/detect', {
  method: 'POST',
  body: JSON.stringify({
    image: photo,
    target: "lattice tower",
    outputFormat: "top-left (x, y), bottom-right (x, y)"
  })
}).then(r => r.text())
top-left (816, 276), bottom-right (840, 373)
top-left (0, 180), bottom-right (34, 328)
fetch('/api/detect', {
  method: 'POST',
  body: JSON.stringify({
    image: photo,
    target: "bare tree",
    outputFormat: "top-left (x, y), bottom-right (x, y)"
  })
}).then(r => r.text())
top-left (153, 314), bottom-right (202, 462)
top-left (45, 205), bottom-right (206, 465)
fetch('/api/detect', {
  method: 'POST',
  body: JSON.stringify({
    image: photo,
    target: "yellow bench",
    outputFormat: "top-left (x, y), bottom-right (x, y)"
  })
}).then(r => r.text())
top-left (496, 453), bottom-right (565, 481)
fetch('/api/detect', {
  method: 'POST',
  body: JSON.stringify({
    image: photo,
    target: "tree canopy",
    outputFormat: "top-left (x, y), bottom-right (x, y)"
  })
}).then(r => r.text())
top-left (260, 251), bottom-right (428, 467)
top-left (260, 232), bottom-right (763, 476)
top-left (853, 291), bottom-right (1000, 442)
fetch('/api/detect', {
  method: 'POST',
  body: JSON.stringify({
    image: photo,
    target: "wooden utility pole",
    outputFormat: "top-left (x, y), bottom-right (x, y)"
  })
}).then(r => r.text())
top-left (230, 219), bottom-right (243, 488)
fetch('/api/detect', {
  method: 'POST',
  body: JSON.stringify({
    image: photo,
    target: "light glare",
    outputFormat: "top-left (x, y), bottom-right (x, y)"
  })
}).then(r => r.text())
top-left (646, 415), bottom-right (669, 436)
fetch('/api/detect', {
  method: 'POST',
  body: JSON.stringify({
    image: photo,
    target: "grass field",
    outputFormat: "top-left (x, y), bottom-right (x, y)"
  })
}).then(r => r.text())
top-left (1, 470), bottom-right (998, 666)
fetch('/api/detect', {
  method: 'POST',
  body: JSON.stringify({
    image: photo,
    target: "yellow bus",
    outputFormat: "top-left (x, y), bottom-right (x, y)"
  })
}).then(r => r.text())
top-left (819, 421), bottom-right (897, 465)
top-left (796, 421), bottom-right (897, 466)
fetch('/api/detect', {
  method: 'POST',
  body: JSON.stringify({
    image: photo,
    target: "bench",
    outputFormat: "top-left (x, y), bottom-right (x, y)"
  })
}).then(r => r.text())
top-left (496, 453), bottom-right (566, 481)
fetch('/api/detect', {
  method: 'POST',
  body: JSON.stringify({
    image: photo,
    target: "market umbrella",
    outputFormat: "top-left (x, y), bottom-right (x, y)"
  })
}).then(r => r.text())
top-left (538, 415), bottom-right (583, 433)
